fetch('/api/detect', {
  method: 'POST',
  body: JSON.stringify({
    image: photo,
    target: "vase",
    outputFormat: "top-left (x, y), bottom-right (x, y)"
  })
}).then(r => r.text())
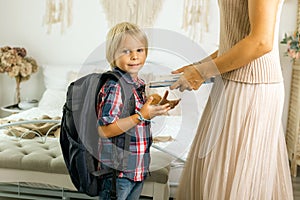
top-left (15, 76), bottom-right (21, 104)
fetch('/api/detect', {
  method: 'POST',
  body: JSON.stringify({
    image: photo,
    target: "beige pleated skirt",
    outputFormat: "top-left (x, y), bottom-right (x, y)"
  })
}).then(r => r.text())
top-left (176, 78), bottom-right (294, 200)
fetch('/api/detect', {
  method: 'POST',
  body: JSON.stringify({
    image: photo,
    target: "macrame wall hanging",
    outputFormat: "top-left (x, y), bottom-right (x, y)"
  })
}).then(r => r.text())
top-left (99, 0), bottom-right (164, 28)
top-left (182, 0), bottom-right (210, 43)
top-left (43, 0), bottom-right (73, 34)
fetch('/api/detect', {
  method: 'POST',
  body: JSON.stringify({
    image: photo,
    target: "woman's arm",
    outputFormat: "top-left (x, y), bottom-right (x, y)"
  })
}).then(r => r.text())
top-left (204, 0), bottom-right (280, 78)
top-left (206, 50), bottom-right (218, 61)
top-left (171, 0), bottom-right (280, 91)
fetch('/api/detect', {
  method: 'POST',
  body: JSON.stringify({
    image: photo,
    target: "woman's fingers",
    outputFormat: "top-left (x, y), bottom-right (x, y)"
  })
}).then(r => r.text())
top-left (188, 79), bottom-right (202, 90)
top-left (179, 84), bottom-right (192, 92)
top-left (170, 65), bottom-right (203, 91)
top-left (169, 80), bottom-right (181, 90)
top-left (170, 75), bottom-right (192, 91)
top-left (171, 65), bottom-right (188, 74)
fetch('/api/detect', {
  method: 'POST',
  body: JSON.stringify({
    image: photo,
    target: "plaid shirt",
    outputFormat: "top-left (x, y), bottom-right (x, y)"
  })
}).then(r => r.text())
top-left (97, 68), bottom-right (152, 181)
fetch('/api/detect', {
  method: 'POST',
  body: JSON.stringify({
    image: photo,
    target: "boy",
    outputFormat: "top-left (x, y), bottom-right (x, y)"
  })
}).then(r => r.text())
top-left (97, 22), bottom-right (171, 200)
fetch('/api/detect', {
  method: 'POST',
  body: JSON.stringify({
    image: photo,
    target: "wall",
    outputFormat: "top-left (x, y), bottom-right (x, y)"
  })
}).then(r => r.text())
top-left (0, 0), bottom-right (298, 132)
top-left (0, 0), bottom-right (108, 111)
top-left (0, 0), bottom-right (219, 116)
top-left (279, 0), bottom-right (298, 131)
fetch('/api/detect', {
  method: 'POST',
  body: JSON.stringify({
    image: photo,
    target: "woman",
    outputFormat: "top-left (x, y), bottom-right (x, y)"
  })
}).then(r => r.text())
top-left (170, 0), bottom-right (294, 199)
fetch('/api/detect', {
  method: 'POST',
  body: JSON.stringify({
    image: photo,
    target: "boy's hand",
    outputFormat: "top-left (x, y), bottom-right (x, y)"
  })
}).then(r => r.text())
top-left (139, 96), bottom-right (170, 119)
top-left (158, 90), bottom-right (181, 109)
top-left (149, 90), bottom-right (181, 109)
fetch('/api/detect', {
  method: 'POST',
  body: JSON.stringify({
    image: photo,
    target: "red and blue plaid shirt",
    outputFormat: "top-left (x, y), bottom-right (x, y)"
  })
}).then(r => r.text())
top-left (97, 68), bottom-right (152, 181)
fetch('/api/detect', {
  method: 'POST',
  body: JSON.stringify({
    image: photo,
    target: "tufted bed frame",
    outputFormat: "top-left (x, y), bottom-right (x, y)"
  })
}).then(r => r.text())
top-left (0, 119), bottom-right (174, 200)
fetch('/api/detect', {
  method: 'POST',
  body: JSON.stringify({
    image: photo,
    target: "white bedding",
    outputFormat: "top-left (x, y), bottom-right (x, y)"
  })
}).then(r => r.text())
top-left (3, 107), bottom-right (62, 121)
top-left (0, 106), bottom-right (176, 199)
top-left (1, 107), bottom-right (189, 160)
top-left (1, 86), bottom-right (212, 162)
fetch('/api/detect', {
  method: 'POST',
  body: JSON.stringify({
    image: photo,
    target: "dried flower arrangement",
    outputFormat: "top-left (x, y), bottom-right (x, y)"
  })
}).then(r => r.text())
top-left (0, 46), bottom-right (38, 103)
top-left (281, 31), bottom-right (300, 61)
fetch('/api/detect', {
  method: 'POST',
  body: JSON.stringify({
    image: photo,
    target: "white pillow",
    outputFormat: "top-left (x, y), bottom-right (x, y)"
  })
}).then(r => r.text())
top-left (67, 67), bottom-right (109, 86)
top-left (42, 65), bottom-right (82, 91)
top-left (40, 64), bottom-right (109, 112)
top-left (38, 88), bottom-right (66, 111)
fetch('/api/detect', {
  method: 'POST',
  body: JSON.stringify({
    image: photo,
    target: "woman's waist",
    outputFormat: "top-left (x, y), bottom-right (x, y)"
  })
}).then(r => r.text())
top-left (220, 51), bottom-right (283, 83)
top-left (221, 63), bottom-right (283, 83)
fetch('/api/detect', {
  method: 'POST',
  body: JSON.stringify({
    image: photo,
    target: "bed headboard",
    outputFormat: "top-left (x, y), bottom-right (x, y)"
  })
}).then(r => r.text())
top-left (40, 58), bottom-right (191, 115)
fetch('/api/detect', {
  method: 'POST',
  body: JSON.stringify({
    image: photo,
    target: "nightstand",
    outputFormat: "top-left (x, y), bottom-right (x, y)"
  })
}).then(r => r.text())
top-left (1, 104), bottom-right (23, 113)
top-left (1, 100), bottom-right (39, 114)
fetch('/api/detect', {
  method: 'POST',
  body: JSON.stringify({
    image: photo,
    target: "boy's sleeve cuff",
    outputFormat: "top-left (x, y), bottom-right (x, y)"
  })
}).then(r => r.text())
top-left (98, 115), bottom-right (119, 126)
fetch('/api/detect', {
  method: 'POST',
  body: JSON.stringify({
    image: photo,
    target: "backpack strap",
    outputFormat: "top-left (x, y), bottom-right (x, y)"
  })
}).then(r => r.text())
top-left (111, 169), bottom-right (118, 200)
top-left (99, 71), bottom-right (135, 153)
top-left (97, 71), bottom-right (136, 199)
top-left (115, 71), bottom-right (134, 169)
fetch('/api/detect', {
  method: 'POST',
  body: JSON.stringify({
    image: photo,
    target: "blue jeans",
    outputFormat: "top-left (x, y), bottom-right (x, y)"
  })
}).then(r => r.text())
top-left (99, 177), bottom-right (144, 200)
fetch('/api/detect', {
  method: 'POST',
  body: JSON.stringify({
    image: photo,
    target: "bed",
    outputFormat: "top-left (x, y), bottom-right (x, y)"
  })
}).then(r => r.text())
top-left (0, 61), bottom-right (212, 200)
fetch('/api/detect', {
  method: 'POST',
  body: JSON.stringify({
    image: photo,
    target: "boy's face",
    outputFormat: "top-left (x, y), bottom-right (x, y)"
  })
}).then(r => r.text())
top-left (115, 34), bottom-right (147, 79)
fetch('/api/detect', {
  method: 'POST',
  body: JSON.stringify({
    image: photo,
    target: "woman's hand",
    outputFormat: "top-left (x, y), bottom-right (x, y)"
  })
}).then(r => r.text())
top-left (139, 96), bottom-right (171, 119)
top-left (170, 64), bottom-right (204, 92)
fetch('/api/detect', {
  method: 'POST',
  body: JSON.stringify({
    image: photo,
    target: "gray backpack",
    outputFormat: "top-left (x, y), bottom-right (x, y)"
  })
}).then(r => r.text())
top-left (60, 71), bottom-right (135, 198)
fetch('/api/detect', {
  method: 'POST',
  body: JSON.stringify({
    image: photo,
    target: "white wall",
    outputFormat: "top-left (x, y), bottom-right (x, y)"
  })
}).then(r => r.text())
top-left (0, 0), bottom-right (218, 116)
top-left (0, 0), bottom-right (108, 110)
top-left (279, 0), bottom-right (298, 131)
top-left (0, 0), bottom-right (298, 131)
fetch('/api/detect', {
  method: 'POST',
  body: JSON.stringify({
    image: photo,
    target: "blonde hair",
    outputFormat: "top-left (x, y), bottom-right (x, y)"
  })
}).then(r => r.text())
top-left (106, 22), bottom-right (148, 68)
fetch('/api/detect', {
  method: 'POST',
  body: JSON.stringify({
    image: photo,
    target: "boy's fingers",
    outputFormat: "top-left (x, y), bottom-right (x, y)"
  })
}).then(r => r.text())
top-left (155, 103), bottom-right (169, 110)
top-left (145, 96), bottom-right (153, 105)
top-left (163, 103), bottom-right (170, 108)
top-left (159, 105), bottom-right (170, 114)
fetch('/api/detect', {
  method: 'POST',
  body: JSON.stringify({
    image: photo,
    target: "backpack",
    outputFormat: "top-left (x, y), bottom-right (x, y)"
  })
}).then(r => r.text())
top-left (60, 71), bottom-right (135, 197)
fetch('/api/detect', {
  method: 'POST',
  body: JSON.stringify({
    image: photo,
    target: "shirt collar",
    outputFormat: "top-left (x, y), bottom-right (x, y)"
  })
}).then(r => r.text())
top-left (113, 67), bottom-right (145, 88)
